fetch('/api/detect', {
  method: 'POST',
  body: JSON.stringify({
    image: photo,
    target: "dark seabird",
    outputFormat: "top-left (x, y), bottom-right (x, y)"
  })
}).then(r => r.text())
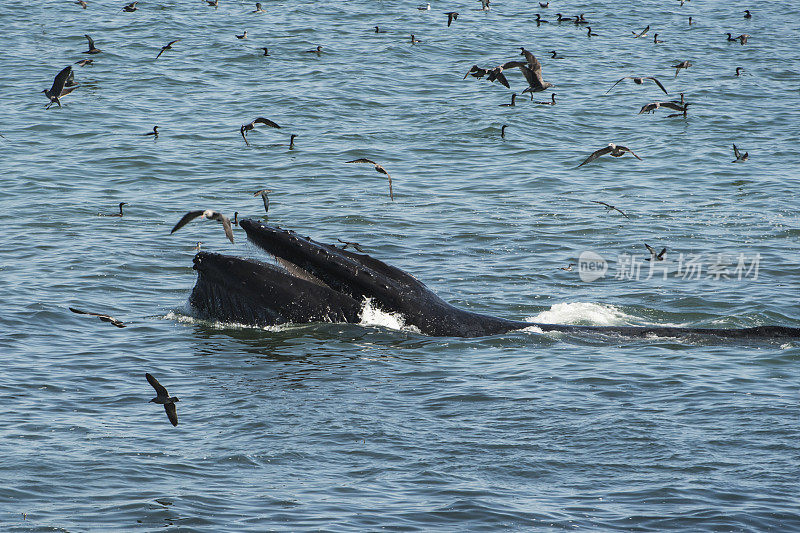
top-left (578, 143), bottom-right (642, 167)
top-left (207, 0), bottom-right (218, 7)
top-left (289, 134), bottom-right (297, 149)
top-left (253, 189), bottom-right (271, 213)
top-left (464, 65), bottom-right (489, 79)
top-left (555, 13), bottom-right (567, 22)
top-left (411, 34), bottom-right (421, 44)
top-left (194, 241), bottom-right (203, 251)
top-left (638, 101), bottom-right (685, 114)
top-left (574, 14), bottom-right (588, 25)
top-left (64, 69), bottom-right (77, 87)
top-left (725, 33), bottom-right (737, 42)
top-left (672, 60), bottom-right (692, 77)
top-left (586, 26), bottom-right (598, 37)
top-left (644, 243), bottom-right (666, 261)
top-left (688, 16), bottom-right (693, 25)
top-left (653, 33), bottom-right (664, 43)
top-left (240, 117), bottom-right (280, 146)
top-left (606, 76), bottom-right (668, 95)
top-left (445, 12), bottom-right (458, 26)
top-left (738, 34), bottom-right (750, 45)
top-left (98, 202), bottom-right (127, 216)
top-left (539, 2), bottom-right (549, 7)
top-left (69, 307), bottom-right (125, 328)
top-left (262, 47), bottom-right (270, 56)
top-left (346, 159), bottom-right (394, 200)
top-left (499, 93), bottom-right (517, 107)
top-left (632, 25), bottom-right (650, 38)
top-left (550, 50), bottom-right (563, 59)
top-left (559, 264), bottom-right (574, 271)
top-left (337, 239), bottom-right (365, 252)
top-left (501, 124), bottom-right (507, 138)
top-left (374, 26), bottom-right (386, 33)
top-left (535, 13), bottom-right (548, 24)
top-left (478, 0), bottom-right (490, 11)
top-left (122, 1), bottom-right (137, 12)
top-left (253, 2), bottom-right (265, 13)
top-left (665, 102), bottom-right (691, 118)
top-left (145, 126), bottom-right (158, 137)
top-left (732, 144), bottom-right (748, 163)
top-left (486, 63), bottom-right (515, 88)
top-left (233, 212), bottom-right (238, 225)
top-left (75, 59), bottom-right (93, 66)
top-left (171, 210), bottom-right (235, 243)
top-left (42, 66), bottom-right (77, 109)
top-left (146, 373), bottom-right (179, 427)
top-left (156, 39), bottom-right (179, 59)
top-left (305, 45), bottom-right (322, 54)
top-left (535, 93), bottom-right (556, 105)
top-left (591, 200), bottom-right (629, 218)
top-left (744, 10), bottom-right (752, 19)
top-left (236, 31), bottom-right (248, 39)
top-left (735, 67), bottom-right (744, 76)
top-left (76, 0), bottom-right (87, 8)
top-left (83, 34), bottom-right (101, 54)
top-left (518, 48), bottom-right (554, 96)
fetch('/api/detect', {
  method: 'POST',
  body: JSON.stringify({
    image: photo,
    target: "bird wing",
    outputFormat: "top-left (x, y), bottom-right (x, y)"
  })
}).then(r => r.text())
top-left (638, 102), bottom-right (657, 114)
top-left (240, 126), bottom-right (250, 145)
top-left (85, 34), bottom-right (95, 49)
top-left (519, 48), bottom-right (537, 70)
top-left (346, 158), bottom-right (377, 165)
top-left (660, 102), bottom-right (684, 111)
top-left (644, 243), bottom-right (656, 255)
top-left (69, 307), bottom-right (98, 317)
top-left (464, 65), bottom-right (478, 79)
top-left (605, 77), bottom-right (632, 94)
top-left (374, 165), bottom-right (389, 176)
top-left (647, 77), bottom-right (669, 95)
top-left (494, 70), bottom-right (510, 89)
top-left (591, 200), bottom-right (611, 208)
top-left (167, 39), bottom-right (179, 46)
top-left (733, 144), bottom-right (741, 158)
top-left (156, 48), bottom-right (165, 59)
top-left (170, 210), bottom-right (205, 234)
top-left (50, 66), bottom-right (72, 97)
top-left (59, 84), bottom-right (80, 98)
top-left (253, 117), bottom-right (280, 128)
top-left (164, 402), bottom-right (178, 426)
top-left (578, 146), bottom-right (613, 167)
top-left (619, 146), bottom-right (642, 160)
top-left (501, 60), bottom-right (526, 70)
top-left (219, 215), bottom-right (235, 244)
top-left (146, 373), bottom-right (169, 397)
top-left (658, 248), bottom-right (667, 258)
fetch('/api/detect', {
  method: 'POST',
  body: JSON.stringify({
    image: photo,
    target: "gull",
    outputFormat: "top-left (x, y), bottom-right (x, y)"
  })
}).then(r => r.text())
top-left (638, 101), bottom-right (685, 114)
top-left (76, 0), bottom-right (87, 8)
top-left (591, 200), bottom-right (630, 218)
top-left (744, 10), bottom-right (752, 19)
top-left (499, 93), bottom-right (517, 107)
top-left (98, 202), bottom-right (127, 216)
top-left (411, 34), bottom-right (421, 44)
top-left (83, 34), bottom-right (101, 54)
top-left (346, 159), bottom-right (394, 200)
top-left (236, 31), bottom-right (248, 39)
top-left (672, 60), bottom-right (692, 77)
top-left (578, 143), bottom-right (642, 167)
top-left (644, 243), bottom-right (666, 261)
top-left (305, 45), bottom-right (322, 54)
top-left (732, 144), bottom-right (748, 163)
top-left (253, 189), bottom-right (272, 213)
top-left (146, 373), bottom-right (179, 427)
top-left (445, 12), bottom-right (458, 26)
top-left (338, 239), bottom-right (365, 253)
top-left (253, 2), bottom-right (265, 12)
top-left (535, 93), bottom-right (557, 105)
top-left (559, 264), bottom-right (574, 271)
top-left (518, 48), bottom-right (554, 96)
top-left (240, 117), bottom-right (280, 146)
top-left (632, 25), bottom-right (650, 38)
top-left (486, 63), bottom-right (517, 88)
top-left (550, 50), bottom-right (563, 59)
top-left (145, 126), bottom-right (158, 137)
top-left (586, 26), bottom-right (598, 37)
top-left (69, 307), bottom-right (125, 328)
top-left (42, 66), bottom-right (77, 109)
top-left (738, 34), bottom-right (750, 45)
top-left (418, 3), bottom-right (430, 10)
top-left (156, 39), bottom-right (179, 59)
top-left (75, 59), bottom-right (93, 66)
top-left (606, 76), bottom-right (668, 95)
top-left (653, 33), bottom-right (664, 43)
top-left (171, 210), bottom-right (235, 243)
top-left (122, 1), bottom-right (137, 11)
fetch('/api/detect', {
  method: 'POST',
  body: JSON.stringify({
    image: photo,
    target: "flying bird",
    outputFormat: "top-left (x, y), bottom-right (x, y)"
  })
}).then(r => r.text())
top-left (672, 60), bottom-right (692, 77)
top-left (75, 59), bottom-right (93, 66)
top-left (98, 202), bottom-right (127, 216)
top-left (253, 189), bottom-right (272, 213)
top-left (644, 243), bottom-right (667, 261)
top-left (638, 101), bottom-right (686, 114)
top-left (240, 117), bottom-right (280, 145)
top-left (445, 12), bottom-right (458, 26)
top-left (591, 200), bottom-right (630, 219)
top-left (76, 0), bottom-right (87, 8)
top-left (732, 144), bottom-right (748, 163)
top-left (346, 159), bottom-right (394, 200)
top-left (632, 25), bottom-right (650, 38)
top-left (606, 76), bottom-right (668, 95)
top-left (338, 239), bottom-right (365, 253)
top-left (69, 307), bottom-right (126, 328)
top-left (518, 48), bottom-right (554, 95)
top-left (464, 65), bottom-right (489, 79)
top-left (42, 66), bottom-right (77, 109)
top-left (83, 34), bottom-right (101, 54)
top-left (578, 143), bottom-right (642, 167)
top-left (156, 39), bottom-right (179, 59)
top-left (146, 373), bottom-right (179, 427)
top-left (171, 210), bottom-right (235, 243)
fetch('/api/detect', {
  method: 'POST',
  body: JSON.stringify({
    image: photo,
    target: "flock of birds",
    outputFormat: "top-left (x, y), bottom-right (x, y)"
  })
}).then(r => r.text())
top-left (34, 0), bottom-right (759, 427)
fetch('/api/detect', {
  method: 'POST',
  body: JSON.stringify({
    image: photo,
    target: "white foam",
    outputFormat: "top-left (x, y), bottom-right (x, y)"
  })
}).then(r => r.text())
top-left (359, 299), bottom-right (420, 334)
top-left (525, 302), bottom-right (639, 326)
top-left (163, 311), bottom-right (288, 332)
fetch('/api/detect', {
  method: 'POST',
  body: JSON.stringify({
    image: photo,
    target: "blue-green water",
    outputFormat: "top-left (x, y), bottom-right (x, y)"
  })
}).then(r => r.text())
top-left (2, 0), bottom-right (799, 530)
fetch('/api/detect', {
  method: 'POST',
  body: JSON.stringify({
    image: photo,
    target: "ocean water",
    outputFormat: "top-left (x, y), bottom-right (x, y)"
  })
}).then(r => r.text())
top-left (1, 0), bottom-right (799, 530)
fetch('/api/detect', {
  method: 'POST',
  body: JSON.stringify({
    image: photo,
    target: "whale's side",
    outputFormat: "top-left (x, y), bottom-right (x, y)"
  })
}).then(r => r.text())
top-left (186, 220), bottom-right (800, 340)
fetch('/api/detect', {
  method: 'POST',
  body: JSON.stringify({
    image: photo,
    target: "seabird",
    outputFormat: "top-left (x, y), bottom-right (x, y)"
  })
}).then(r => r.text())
top-left (289, 134), bottom-right (296, 149)
top-left (726, 33), bottom-right (737, 42)
top-left (411, 34), bottom-right (421, 44)
top-left (499, 93), bottom-right (517, 107)
top-left (305, 45), bottom-right (322, 54)
top-left (535, 93), bottom-right (556, 105)
top-left (486, 63), bottom-right (515, 88)
top-left (75, 59), bottom-right (93, 66)
top-left (207, 0), bottom-right (218, 6)
top-left (374, 26), bottom-right (385, 33)
top-left (145, 126), bottom-right (158, 137)
top-left (83, 34), bottom-right (101, 54)
top-left (535, 13), bottom-right (548, 24)
top-left (539, 2), bottom-right (549, 7)
top-left (418, 2), bottom-right (430, 10)
top-left (744, 10), bottom-right (752, 19)
top-left (738, 34), bottom-right (750, 45)
top-left (445, 12), bottom-right (458, 26)
top-left (501, 124), bottom-right (507, 138)
top-left (253, 189), bottom-right (271, 212)
top-left (559, 264), bottom-right (574, 271)
top-left (69, 307), bottom-right (125, 328)
top-left (42, 66), bottom-right (77, 109)
top-left (665, 102), bottom-right (691, 118)
top-left (464, 65), bottom-right (489, 79)
top-left (262, 47), bottom-right (270, 56)
top-left (632, 25), bottom-right (650, 38)
top-left (735, 67), bottom-right (744, 76)
top-left (672, 60), bottom-right (692, 77)
top-left (550, 50), bottom-right (563, 59)
top-left (156, 39), bottom-right (179, 59)
top-left (586, 26), bottom-right (598, 37)
top-left (555, 13), bottom-right (567, 22)
top-left (236, 31), bottom-right (248, 39)
top-left (578, 143), bottom-right (642, 167)
top-left (194, 242), bottom-right (203, 251)
top-left (337, 239), bottom-right (365, 252)
top-left (98, 202), bottom-right (128, 216)
top-left (478, 0), bottom-right (490, 11)
top-left (233, 212), bottom-right (238, 225)
top-left (574, 14), bottom-right (588, 25)
top-left (644, 243), bottom-right (666, 261)
top-left (591, 200), bottom-right (629, 218)
top-left (518, 48), bottom-right (554, 95)
top-left (732, 144), bottom-right (748, 163)
top-left (345, 159), bottom-right (394, 200)
top-left (76, 0), bottom-right (87, 8)
top-left (171, 210), bottom-right (235, 243)
top-left (253, 2), bottom-right (265, 13)
top-left (122, 1), bottom-right (137, 12)
top-left (606, 76), bottom-right (668, 95)
top-left (146, 373), bottom-right (179, 427)
top-left (688, 16), bottom-right (693, 25)
top-left (240, 117), bottom-right (280, 146)
top-left (638, 101), bottom-right (685, 114)
top-left (653, 33), bottom-right (664, 43)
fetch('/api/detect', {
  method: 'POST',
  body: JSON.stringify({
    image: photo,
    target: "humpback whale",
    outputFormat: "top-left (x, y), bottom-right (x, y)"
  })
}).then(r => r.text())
top-left (187, 220), bottom-right (800, 340)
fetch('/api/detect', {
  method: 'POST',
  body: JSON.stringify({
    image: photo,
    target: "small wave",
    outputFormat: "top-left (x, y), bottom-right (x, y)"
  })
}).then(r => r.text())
top-left (162, 311), bottom-right (289, 332)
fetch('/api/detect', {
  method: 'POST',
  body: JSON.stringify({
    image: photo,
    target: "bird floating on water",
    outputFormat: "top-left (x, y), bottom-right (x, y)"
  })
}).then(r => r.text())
top-left (501, 124), bottom-right (507, 138)
top-left (735, 67), bottom-right (744, 76)
top-left (240, 117), bottom-right (280, 146)
top-left (591, 200), bottom-right (630, 219)
top-left (156, 39), bottom-right (179, 59)
top-left (732, 144), bottom-right (748, 163)
top-left (145, 126), bottom-right (158, 137)
top-left (374, 26), bottom-right (385, 33)
top-left (146, 373), bottom-right (179, 427)
top-left (478, 0), bottom-right (490, 11)
top-left (653, 33), bottom-right (664, 43)
top-left (535, 93), bottom-right (557, 105)
top-left (535, 13), bottom-right (548, 24)
top-left (122, 1), bottom-right (137, 12)
top-left (744, 10), bottom-right (752, 19)
top-left (559, 264), bottom-right (574, 271)
top-left (586, 26), bottom-right (598, 37)
top-left (445, 12), bottom-right (458, 26)
top-left (42, 66), bottom-right (77, 109)
top-left (171, 210), bottom-right (235, 243)
top-left (672, 60), bottom-right (692, 77)
top-left (632, 25), bottom-right (649, 38)
top-left (289, 134), bottom-right (296, 149)
top-left (644, 243), bottom-right (667, 261)
top-left (305, 45), bottom-right (323, 54)
top-left (418, 2), bottom-right (430, 10)
top-left (578, 143), bottom-right (642, 167)
top-left (83, 34), bottom-right (101, 54)
top-left (236, 31), bottom-right (248, 39)
top-left (207, 0), bottom-right (218, 7)
top-left (606, 76), bottom-right (668, 95)
top-left (550, 50), bottom-right (563, 59)
top-left (75, 59), bottom-right (93, 66)
top-left (411, 34), bottom-right (421, 44)
top-left (726, 33), bottom-right (749, 45)
top-left (98, 202), bottom-right (127, 216)
top-left (261, 47), bottom-right (269, 56)
top-left (665, 102), bottom-right (691, 118)
top-left (499, 93), bottom-right (517, 107)
top-left (346, 159), bottom-right (394, 200)
top-left (69, 307), bottom-right (125, 328)
top-left (253, 2), bottom-right (265, 13)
